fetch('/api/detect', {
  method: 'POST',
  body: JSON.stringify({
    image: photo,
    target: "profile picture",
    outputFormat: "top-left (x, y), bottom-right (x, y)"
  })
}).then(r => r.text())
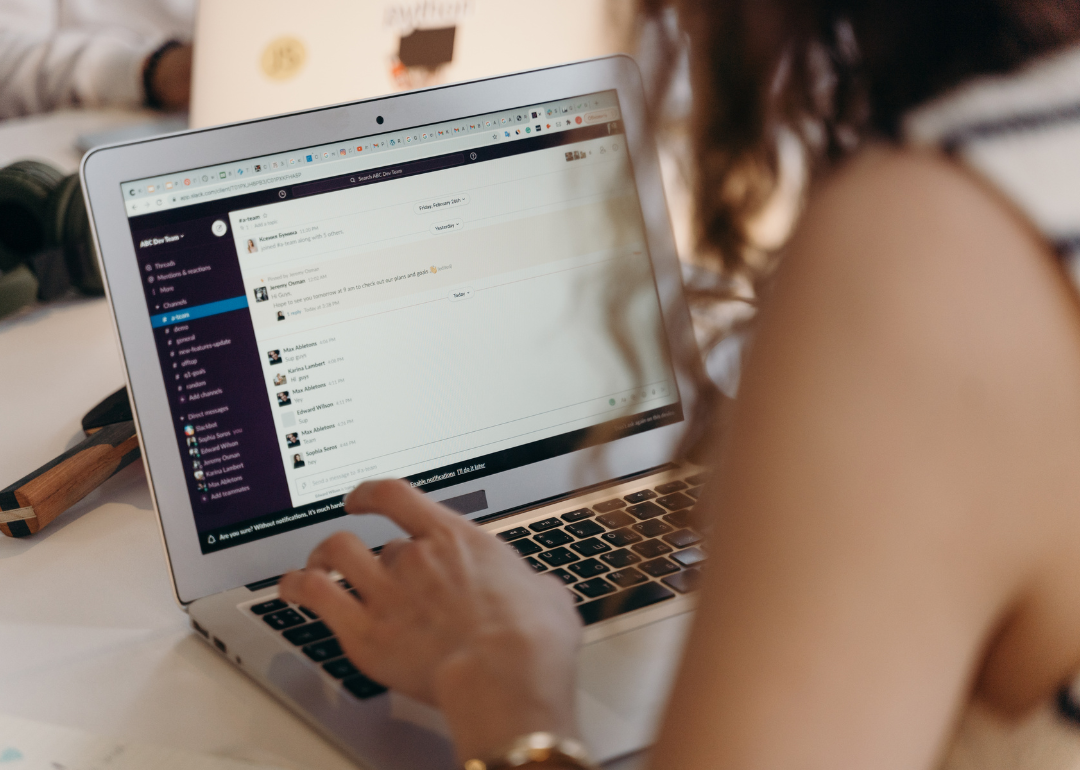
top-left (191, 459), bottom-right (202, 470)
top-left (286, 432), bottom-right (300, 448)
top-left (189, 447), bottom-right (200, 457)
top-left (253, 286), bottom-right (268, 302)
top-left (267, 349), bottom-right (282, 365)
top-left (277, 310), bottom-right (285, 321)
top-left (293, 453), bottom-right (306, 469)
top-left (183, 424), bottom-right (195, 437)
top-left (273, 373), bottom-right (287, 386)
top-left (196, 481), bottom-right (208, 492)
top-left (247, 238), bottom-right (258, 254)
top-left (193, 469), bottom-right (205, 481)
top-left (186, 436), bottom-right (198, 447)
top-left (277, 390), bottom-right (291, 406)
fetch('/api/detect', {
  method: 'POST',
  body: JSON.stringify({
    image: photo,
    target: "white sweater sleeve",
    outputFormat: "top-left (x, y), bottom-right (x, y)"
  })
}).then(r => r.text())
top-left (0, 28), bottom-right (163, 119)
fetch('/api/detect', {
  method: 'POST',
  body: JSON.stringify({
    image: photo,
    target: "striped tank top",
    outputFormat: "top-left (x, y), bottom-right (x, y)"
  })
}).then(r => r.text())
top-left (903, 44), bottom-right (1080, 770)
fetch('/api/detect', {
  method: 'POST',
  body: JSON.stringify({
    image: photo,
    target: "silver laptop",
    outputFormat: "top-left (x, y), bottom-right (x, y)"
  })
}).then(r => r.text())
top-left (81, 56), bottom-right (706, 769)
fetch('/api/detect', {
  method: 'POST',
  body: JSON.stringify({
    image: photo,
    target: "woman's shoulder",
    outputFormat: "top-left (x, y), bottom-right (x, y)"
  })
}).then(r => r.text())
top-left (749, 141), bottom-right (1080, 715)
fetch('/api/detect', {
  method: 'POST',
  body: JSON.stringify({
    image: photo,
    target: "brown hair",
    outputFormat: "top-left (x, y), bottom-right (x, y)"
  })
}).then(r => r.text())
top-left (641, 0), bottom-right (1080, 289)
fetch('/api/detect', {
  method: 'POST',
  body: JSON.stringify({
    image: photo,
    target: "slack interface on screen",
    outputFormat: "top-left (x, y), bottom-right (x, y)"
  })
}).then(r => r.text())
top-left (123, 91), bottom-right (682, 553)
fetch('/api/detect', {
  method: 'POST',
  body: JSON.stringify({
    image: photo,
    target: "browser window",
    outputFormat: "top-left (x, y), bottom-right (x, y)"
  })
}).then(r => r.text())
top-left (122, 90), bottom-right (682, 553)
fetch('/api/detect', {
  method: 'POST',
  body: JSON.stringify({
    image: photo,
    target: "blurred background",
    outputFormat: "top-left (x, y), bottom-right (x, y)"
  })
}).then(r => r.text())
top-left (0, 0), bottom-right (790, 396)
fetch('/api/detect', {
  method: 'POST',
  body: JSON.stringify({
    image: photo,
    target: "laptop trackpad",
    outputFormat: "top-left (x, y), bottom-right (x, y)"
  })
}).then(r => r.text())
top-left (576, 612), bottom-right (693, 761)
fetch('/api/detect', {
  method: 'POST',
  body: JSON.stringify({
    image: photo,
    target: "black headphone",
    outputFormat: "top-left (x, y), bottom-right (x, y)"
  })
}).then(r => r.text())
top-left (0, 160), bottom-right (102, 319)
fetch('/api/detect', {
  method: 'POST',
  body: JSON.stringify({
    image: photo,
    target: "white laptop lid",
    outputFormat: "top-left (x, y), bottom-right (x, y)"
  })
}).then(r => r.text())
top-left (190, 0), bottom-right (631, 128)
top-left (82, 57), bottom-right (699, 605)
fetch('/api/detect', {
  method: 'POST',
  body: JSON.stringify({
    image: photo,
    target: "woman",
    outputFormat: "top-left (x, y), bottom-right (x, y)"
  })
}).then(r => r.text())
top-left (281, 2), bottom-right (1080, 768)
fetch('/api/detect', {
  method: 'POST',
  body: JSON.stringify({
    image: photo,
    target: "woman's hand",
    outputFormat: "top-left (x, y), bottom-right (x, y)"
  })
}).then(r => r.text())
top-left (278, 479), bottom-right (583, 762)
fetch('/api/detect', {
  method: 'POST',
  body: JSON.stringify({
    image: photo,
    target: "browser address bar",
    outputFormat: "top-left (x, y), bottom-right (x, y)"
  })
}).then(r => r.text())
top-left (176, 171), bottom-right (303, 204)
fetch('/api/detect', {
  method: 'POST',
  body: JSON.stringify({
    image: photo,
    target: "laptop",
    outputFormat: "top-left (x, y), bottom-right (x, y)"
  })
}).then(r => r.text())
top-left (189, 0), bottom-right (630, 128)
top-left (81, 56), bottom-right (706, 769)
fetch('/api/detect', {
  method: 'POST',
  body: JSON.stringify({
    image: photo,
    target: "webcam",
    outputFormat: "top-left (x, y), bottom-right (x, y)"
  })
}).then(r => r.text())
top-left (376, 116), bottom-right (384, 124)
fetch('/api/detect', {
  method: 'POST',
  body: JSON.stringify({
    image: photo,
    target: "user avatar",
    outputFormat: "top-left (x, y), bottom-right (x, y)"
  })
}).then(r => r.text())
top-left (277, 310), bottom-right (285, 321)
top-left (253, 286), bottom-right (268, 302)
top-left (196, 481), bottom-right (208, 492)
top-left (192, 459), bottom-right (202, 470)
top-left (186, 436), bottom-right (198, 447)
top-left (193, 469), bottom-right (205, 481)
top-left (293, 453), bottom-right (306, 469)
top-left (267, 349), bottom-right (282, 365)
top-left (277, 390), bottom-right (291, 406)
top-left (183, 424), bottom-right (195, 437)
top-left (286, 432), bottom-right (300, 448)
top-left (273, 373), bottom-right (287, 386)
top-left (248, 238), bottom-right (258, 253)
top-left (189, 447), bottom-right (200, 458)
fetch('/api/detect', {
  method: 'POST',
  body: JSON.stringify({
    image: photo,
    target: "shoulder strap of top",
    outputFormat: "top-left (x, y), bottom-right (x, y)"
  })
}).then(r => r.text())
top-left (903, 45), bottom-right (1080, 266)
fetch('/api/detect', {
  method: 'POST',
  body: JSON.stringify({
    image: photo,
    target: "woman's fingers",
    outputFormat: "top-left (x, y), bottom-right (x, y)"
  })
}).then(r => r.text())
top-left (278, 567), bottom-right (370, 640)
top-left (379, 538), bottom-right (410, 568)
top-left (345, 479), bottom-right (461, 538)
top-left (306, 531), bottom-right (388, 596)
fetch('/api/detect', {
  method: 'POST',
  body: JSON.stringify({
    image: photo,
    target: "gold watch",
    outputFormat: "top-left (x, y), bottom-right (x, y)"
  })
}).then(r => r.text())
top-left (462, 732), bottom-right (597, 770)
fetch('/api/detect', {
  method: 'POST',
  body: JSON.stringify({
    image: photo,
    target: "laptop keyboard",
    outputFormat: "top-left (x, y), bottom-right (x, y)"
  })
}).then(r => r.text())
top-left (244, 470), bottom-right (708, 700)
top-left (249, 589), bottom-right (388, 700)
top-left (496, 471), bottom-right (709, 626)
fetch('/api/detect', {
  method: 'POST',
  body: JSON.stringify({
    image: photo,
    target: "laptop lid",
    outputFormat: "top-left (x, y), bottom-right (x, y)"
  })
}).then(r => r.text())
top-left (82, 56), bottom-right (700, 605)
top-left (190, 0), bottom-right (631, 128)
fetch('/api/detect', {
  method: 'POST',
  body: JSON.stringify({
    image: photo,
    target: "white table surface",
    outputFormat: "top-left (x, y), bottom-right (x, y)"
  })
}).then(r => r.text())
top-left (0, 110), bottom-right (643, 770)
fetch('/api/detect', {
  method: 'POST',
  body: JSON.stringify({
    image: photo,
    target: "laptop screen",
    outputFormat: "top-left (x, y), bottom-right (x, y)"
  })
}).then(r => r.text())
top-left (119, 89), bottom-right (682, 554)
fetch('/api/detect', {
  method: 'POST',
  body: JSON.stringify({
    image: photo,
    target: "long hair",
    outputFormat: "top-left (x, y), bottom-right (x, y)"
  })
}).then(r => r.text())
top-left (642, 0), bottom-right (1080, 291)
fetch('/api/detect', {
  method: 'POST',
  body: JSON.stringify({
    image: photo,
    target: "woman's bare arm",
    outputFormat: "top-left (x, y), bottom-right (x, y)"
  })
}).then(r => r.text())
top-left (651, 146), bottom-right (1080, 770)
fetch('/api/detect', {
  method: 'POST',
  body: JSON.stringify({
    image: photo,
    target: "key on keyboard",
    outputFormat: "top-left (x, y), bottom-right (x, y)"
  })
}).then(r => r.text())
top-left (627, 501), bottom-right (665, 520)
top-left (671, 547), bottom-right (706, 567)
top-left (601, 527), bottom-right (642, 548)
top-left (529, 517), bottom-right (562, 532)
top-left (538, 547), bottom-right (579, 566)
top-left (663, 510), bottom-right (692, 529)
top-left (565, 520), bottom-right (604, 538)
top-left (633, 519), bottom-right (672, 538)
top-left (251, 599), bottom-right (287, 615)
top-left (570, 538), bottom-right (611, 557)
top-left (283, 621), bottom-right (333, 646)
top-left (498, 527), bottom-right (530, 541)
top-left (510, 539), bottom-right (543, 556)
top-left (656, 492), bottom-right (694, 511)
top-left (575, 577), bottom-right (617, 599)
top-left (568, 558), bottom-right (609, 579)
top-left (663, 567), bottom-right (702, 594)
top-left (263, 608), bottom-right (306, 630)
top-left (608, 567), bottom-right (649, 588)
top-left (561, 508), bottom-right (593, 522)
top-left (592, 499), bottom-right (627, 513)
top-left (632, 539), bottom-right (672, 558)
top-left (303, 638), bottom-right (343, 662)
top-left (663, 529), bottom-right (703, 549)
top-left (639, 557), bottom-right (681, 578)
top-left (596, 511), bottom-right (635, 529)
top-left (623, 489), bottom-right (657, 504)
top-left (323, 658), bottom-right (360, 679)
top-left (549, 568), bottom-right (577, 584)
top-left (601, 548), bottom-right (641, 568)
top-left (654, 480), bottom-right (688, 495)
top-left (534, 529), bottom-right (574, 549)
top-left (577, 582), bottom-right (674, 625)
top-left (344, 674), bottom-right (388, 699)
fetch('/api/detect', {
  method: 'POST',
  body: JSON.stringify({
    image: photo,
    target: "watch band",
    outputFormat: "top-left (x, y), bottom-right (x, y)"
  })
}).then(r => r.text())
top-left (462, 733), bottom-right (597, 770)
